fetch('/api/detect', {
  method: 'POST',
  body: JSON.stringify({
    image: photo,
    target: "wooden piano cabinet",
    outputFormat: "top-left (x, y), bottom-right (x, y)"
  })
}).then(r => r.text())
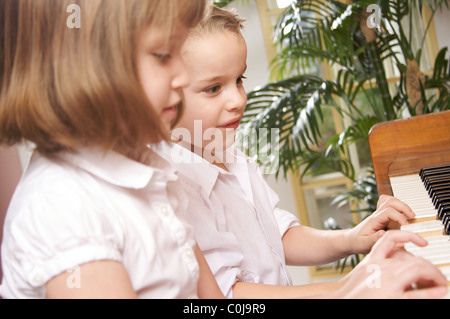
top-left (369, 110), bottom-right (450, 197)
top-left (369, 111), bottom-right (450, 294)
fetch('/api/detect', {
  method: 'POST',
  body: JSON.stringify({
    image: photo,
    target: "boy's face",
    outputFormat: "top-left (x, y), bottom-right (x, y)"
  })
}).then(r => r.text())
top-left (177, 31), bottom-right (248, 154)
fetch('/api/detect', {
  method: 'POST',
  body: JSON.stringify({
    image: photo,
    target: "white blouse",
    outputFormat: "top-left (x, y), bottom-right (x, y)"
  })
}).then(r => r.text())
top-left (0, 148), bottom-right (199, 299)
top-left (155, 142), bottom-right (300, 298)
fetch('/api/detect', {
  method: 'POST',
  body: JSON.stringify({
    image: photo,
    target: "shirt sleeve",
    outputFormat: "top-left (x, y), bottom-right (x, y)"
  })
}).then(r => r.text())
top-left (256, 164), bottom-right (301, 237)
top-left (273, 206), bottom-right (301, 237)
top-left (3, 181), bottom-right (123, 296)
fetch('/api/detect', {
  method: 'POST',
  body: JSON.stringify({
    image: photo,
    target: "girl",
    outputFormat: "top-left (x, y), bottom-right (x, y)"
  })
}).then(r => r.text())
top-left (0, 0), bottom-right (222, 299)
top-left (155, 6), bottom-right (448, 299)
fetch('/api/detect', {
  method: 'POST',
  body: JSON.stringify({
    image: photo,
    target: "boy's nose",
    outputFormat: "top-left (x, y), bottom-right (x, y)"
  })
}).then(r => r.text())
top-left (227, 88), bottom-right (247, 112)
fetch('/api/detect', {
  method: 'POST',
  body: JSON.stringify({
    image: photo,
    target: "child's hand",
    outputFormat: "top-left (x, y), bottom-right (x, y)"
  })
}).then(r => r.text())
top-left (346, 195), bottom-right (415, 254)
top-left (337, 230), bottom-right (448, 299)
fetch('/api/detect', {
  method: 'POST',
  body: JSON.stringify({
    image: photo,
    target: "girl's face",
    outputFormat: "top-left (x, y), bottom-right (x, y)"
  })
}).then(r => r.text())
top-left (178, 31), bottom-right (248, 156)
top-left (137, 23), bottom-right (191, 135)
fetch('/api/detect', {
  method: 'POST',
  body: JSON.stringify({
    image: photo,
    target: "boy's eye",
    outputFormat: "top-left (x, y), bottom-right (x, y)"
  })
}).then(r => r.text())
top-left (204, 85), bottom-right (221, 94)
top-left (237, 75), bottom-right (247, 85)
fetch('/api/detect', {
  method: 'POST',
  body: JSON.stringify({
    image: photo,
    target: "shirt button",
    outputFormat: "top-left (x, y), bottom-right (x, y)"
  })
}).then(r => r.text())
top-left (31, 273), bottom-right (46, 287)
top-left (183, 248), bottom-right (195, 260)
top-left (160, 204), bottom-right (171, 216)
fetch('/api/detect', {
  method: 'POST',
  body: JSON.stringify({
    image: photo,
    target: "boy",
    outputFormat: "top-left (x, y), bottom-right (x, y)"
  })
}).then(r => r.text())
top-left (154, 6), bottom-right (447, 299)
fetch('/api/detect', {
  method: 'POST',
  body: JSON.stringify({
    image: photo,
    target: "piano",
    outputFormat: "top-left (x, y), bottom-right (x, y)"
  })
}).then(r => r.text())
top-left (368, 110), bottom-right (450, 295)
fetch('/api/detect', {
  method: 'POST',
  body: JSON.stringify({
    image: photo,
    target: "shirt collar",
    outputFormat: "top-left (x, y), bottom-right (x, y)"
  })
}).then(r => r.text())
top-left (222, 146), bottom-right (255, 205)
top-left (153, 142), bottom-right (219, 197)
top-left (59, 147), bottom-right (175, 189)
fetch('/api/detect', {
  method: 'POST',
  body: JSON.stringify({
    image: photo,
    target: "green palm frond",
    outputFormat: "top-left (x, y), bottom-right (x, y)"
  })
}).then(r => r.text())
top-left (239, 75), bottom-right (335, 177)
top-left (422, 47), bottom-right (450, 113)
top-left (272, 0), bottom-right (361, 79)
top-left (243, 0), bottom-right (449, 182)
top-left (213, 0), bottom-right (250, 8)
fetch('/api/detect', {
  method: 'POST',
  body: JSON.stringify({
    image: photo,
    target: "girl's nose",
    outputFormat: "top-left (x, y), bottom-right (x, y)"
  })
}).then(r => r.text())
top-left (172, 58), bottom-right (190, 90)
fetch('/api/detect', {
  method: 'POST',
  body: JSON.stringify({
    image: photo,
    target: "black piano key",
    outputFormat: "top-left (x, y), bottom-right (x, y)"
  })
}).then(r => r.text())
top-left (429, 185), bottom-right (450, 198)
top-left (437, 200), bottom-right (450, 219)
top-left (425, 178), bottom-right (450, 191)
top-left (420, 166), bottom-right (450, 178)
top-left (440, 202), bottom-right (449, 212)
top-left (420, 164), bottom-right (450, 173)
top-left (429, 186), bottom-right (450, 199)
top-left (444, 214), bottom-right (450, 235)
top-left (443, 211), bottom-right (449, 224)
top-left (436, 195), bottom-right (450, 208)
top-left (418, 164), bottom-right (450, 234)
top-left (426, 180), bottom-right (450, 193)
top-left (424, 174), bottom-right (450, 190)
top-left (443, 211), bottom-right (450, 232)
top-left (439, 204), bottom-right (450, 220)
top-left (432, 189), bottom-right (450, 206)
top-left (425, 172), bottom-right (450, 181)
top-left (424, 176), bottom-right (450, 190)
top-left (420, 165), bottom-right (446, 176)
top-left (428, 171), bottom-right (450, 178)
top-left (431, 186), bottom-right (450, 199)
top-left (420, 165), bottom-right (450, 180)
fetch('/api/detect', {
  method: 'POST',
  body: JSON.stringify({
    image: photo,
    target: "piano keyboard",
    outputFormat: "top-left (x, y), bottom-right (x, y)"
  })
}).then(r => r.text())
top-left (390, 165), bottom-right (450, 298)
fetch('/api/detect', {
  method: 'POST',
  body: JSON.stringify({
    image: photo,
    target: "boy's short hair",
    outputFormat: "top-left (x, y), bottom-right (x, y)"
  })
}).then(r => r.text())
top-left (191, 5), bottom-right (245, 36)
top-left (0, 0), bottom-right (206, 157)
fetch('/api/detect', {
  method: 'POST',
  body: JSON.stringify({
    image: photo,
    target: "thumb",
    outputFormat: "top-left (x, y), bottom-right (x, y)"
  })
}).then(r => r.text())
top-left (364, 230), bottom-right (385, 253)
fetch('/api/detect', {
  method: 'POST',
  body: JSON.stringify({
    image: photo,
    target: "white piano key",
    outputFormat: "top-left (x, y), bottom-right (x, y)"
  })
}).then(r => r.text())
top-left (404, 236), bottom-right (450, 267)
top-left (405, 235), bottom-right (450, 253)
top-left (401, 220), bottom-right (444, 234)
top-left (391, 172), bottom-right (450, 299)
top-left (405, 235), bottom-right (450, 250)
top-left (440, 266), bottom-right (450, 299)
top-left (439, 266), bottom-right (450, 280)
top-left (390, 175), bottom-right (440, 219)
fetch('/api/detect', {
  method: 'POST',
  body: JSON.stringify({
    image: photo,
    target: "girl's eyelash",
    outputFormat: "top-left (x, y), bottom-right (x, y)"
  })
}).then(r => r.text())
top-left (153, 53), bottom-right (172, 62)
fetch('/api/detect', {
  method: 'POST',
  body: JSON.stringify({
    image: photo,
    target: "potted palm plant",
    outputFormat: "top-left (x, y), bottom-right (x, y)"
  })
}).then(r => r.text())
top-left (234, 0), bottom-right (449, 221)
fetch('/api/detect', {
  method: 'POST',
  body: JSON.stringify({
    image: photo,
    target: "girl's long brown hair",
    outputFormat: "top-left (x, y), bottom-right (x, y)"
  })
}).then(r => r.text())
top-left (0, 0), bottom-right (206, 157)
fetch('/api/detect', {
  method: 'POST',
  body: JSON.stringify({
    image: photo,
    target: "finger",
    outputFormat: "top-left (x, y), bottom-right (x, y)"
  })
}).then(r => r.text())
top-left (396, 257), bottom-right (448, 291)
top-left (360, 230), bottom-right (385, 253)
top-left (403, 286), bottom-right (448, 299)
top-left (376, 196), bottom-right (415, 219)
top-left (372, 207), bottom-right (411, 227)
top-left (388, 248), bottom-right (417, 261)
top-left (377, 194), bottom-right (391, 209)
top-left (369, 230), bottom-right (427, 260)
